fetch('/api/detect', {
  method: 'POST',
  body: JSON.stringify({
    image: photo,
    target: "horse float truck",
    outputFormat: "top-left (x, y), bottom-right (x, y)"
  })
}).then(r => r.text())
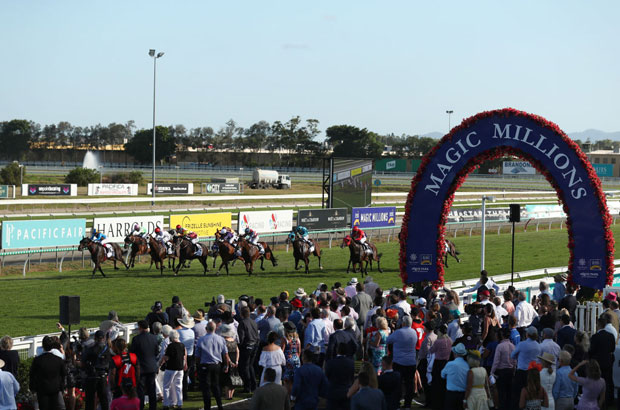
top-left (249, 169), bottom-right (292, 189)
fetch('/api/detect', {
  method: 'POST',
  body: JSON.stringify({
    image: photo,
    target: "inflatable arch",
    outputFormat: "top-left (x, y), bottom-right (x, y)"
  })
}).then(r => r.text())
top-left (400, 108), bottom-right (614, 289)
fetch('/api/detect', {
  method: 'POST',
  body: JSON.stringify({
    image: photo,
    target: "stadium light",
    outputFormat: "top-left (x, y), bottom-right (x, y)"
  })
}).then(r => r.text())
top-left (480, 195), bottom-right (495, 271)
top-left (446, 110), bottom-right (454, 132)
top-left (149, 49), bottom-right (164, 205)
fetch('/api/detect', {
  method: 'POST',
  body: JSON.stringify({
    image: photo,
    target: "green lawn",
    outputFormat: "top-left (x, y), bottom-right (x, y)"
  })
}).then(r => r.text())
top-left (2, 224), bottom-right (619, 337)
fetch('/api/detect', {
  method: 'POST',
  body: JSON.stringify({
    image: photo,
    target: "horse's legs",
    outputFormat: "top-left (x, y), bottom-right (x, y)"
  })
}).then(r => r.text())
top-left (295, 257), bottom-right (300, 270)
top-left (377, 258), bottom-right (383, 273)
top-left (259, 257), bottom-right (265, 271)
top-left (200, 257), bottom-right (208, 276)
top-left (224, 262), bottom-right (229, 276)
top-left (113, 260), bottom-right (119, 270)
top-left (346, 259), bottom-right (351, 273)
top-left (444, 254), bottom-right (449, 268)
top-left (217, 260), bottom-right (225, 276)
top-left (98, 264), bottom-right (106, 278)
top-left (304, 257), bottom-right (310, 274)
top-left (317, 255), bottom-right (323, 270)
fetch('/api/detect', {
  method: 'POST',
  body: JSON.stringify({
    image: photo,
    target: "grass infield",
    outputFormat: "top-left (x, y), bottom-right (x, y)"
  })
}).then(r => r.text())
top-left (2, 224), bottom-right (619, 337)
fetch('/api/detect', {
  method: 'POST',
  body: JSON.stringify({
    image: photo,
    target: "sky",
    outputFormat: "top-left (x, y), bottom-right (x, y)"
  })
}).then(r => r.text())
top-left (1, 1), bottom-right (619, 137)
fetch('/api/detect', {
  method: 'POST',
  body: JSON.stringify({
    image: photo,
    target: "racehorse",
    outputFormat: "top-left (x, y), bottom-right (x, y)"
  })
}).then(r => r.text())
top-left (286, 231), bottom-right (322, 274)
top-left (237, 238), bottom-right (277, 276)
top-left (148, 235), bottom-right (169, 275)
top-left (443, 239), bottom-right (461, 267)
top-left (340, 235), bottom-right (382, 276)
top-left (78, 237), bottom-right (128, 278)
top-left (172, 235), bottom-right (210, 276)
top-left (213, 229), bottom-right (243, 276)
top-left (123, 234), bottom-right (149, 268)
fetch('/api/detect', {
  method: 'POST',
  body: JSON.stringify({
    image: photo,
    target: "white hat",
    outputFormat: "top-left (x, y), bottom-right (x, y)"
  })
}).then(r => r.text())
top-left (416, 297), bottom-right (427, 306)
top-left (178, 316), bottom-right (195, 328)
top-left (349, 278), bottom-right (358, 285)
top-left (295, 288), bottom-right (307, 297)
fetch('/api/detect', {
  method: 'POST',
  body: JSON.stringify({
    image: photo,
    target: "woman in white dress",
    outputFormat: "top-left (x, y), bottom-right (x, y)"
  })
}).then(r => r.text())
top-left (258, 331), bottom-right (286, 386)
top-left (537, 352), bottom-right (556, 410)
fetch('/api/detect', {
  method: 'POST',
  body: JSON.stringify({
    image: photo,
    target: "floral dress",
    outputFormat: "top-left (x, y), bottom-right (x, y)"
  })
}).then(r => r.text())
top-left (370, 329), bottom-right (388, 372)
top-left (282, 337), bottom-right (301, 382)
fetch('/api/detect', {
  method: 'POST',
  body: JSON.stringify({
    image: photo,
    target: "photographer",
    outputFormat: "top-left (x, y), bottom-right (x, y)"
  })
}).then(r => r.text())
top-left (83, 330), bottom-right (112, 410)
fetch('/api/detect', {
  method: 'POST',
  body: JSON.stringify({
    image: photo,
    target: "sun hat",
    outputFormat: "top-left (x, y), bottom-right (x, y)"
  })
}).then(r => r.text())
top-left (606, 292), bottom-right (617, 301)
top-left (178, 316), bottom-right (195, 328)
top-left (291, 299), bottom-right (303, 308)
top-left (192, 310), bottom-right (204, 320)
top-left (537, 352), bottom-right (555, 364)
top-left (295, 288), bottom-right (307, 297)
top-left (349, 278), bottom-right (358, 285)
top-left (283, 322), bottom-right (296, 333)
top-left (452, 343), bottom-right (467, 356)
top-left (479, 290), bottom-right (490, 297)
top-left (554, 273), bottom-right (567, 281)
top-left (416, 297), bottom-right (427, 306)
top-left (219, 324), bottom-right (235, 338)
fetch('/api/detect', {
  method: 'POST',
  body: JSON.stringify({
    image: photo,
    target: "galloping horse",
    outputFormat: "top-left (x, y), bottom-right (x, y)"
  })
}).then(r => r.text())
top-left (212, 229), bottom-right (243, 276)
top-left (237, 238), bottom-right (277, 276)
top-left (286, 231), bottom-right (322, 274)
top-left (443, 239), bottom-right (461, 267)
top-left (123, 234), bottom-right (149, 268)
top-left (172, 235), bottom-right (209, 276)
top-left (78, 237), bottom-right (128, 277)
top-left (340, 235), bottom-right (382, 276)
top-left (148, 235), bottom-right (168, 275)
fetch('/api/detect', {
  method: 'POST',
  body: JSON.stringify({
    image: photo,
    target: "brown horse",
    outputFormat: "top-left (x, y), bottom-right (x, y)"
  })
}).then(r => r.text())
top-left (173, 236), bottom-right (210, 276)
top-left (124, 234), bottom-right (150, 268)
top-left (443, 239), bottom-right (461, 267)
top-left (340, 235), bottom-right (382, 276)
top-left (148, 236), bottom-right (169, 275)
top-left (237, 238), bottom-right (277, 276)
top-left (213, 229), bottom-right (243, 276)
top-left (286, 232), bottom-right (322, 274)
top-left (78, 237), bottom-right (128, 277)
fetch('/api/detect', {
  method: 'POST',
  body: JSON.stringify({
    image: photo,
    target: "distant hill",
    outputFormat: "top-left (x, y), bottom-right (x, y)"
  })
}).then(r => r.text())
top-left (567, 129), bottom-right (620, 142)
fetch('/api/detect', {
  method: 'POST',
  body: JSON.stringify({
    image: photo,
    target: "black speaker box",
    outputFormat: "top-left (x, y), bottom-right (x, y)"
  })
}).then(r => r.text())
top-left (59, 296), bottom-right (80, 325)
top-left (509, 204), bottom-right (521, 223)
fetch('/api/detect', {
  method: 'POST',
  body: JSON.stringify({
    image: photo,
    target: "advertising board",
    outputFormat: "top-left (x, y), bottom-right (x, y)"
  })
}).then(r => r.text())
top-left (87, 184), bottom-right (139, 196)
top-left (592, 163), bottom-right (614, 177)
top-left (297, 208), bottom-right (347, 230)
top-left (203, 183), bottom-right (241, 194)
top-left (1, 218), bottom-right (86, 249)
top-left (330, 158), bottom-right (373, 212)
top-left (22, 184), bottom-right (77, 196)
top-left (238, 210), bottom-right (293, 233)
top-left (502, 161), bottom-right (536, 175)
top-left (92, 216), bottom-right (164, 242)
top-left (375, 158), bottom-right (408, 172)
top-left (351, 206), bottom-right (396, 228)
top-left (525, 204), bottom-right (566, 219)
top-left (147, 183), bottom-right (194, 195)
top-left (170, 213), bottom-right (232, 237)
top-left (0, 185), bottom-right (8, 199)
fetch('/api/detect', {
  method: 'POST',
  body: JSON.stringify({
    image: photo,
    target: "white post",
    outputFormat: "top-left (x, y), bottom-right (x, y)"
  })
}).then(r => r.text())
top-left (481, 197), bottom-right (487, 271)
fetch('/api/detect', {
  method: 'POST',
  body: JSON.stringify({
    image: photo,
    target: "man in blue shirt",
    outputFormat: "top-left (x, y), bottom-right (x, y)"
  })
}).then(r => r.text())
top-left (552, 350), bottom-right (578, 408)
top-left (291, 350), bottom-right (328, 410)
top-left (195, 322), bottom-right (230, 410)
top-left (441, 343), bottom-right (469, 410)
top-left (304, 308), bottom-right (325, 362)
top-left (351, 370), bottom-right (386, 410)
top-left (257, 306), bottom-right (281, 343)
top-left (386, 315), bottom-right (417, 409)
top-left (510, 326), bottom-right (541, 410)
top-left (552, 273), bottom-right (567, 302)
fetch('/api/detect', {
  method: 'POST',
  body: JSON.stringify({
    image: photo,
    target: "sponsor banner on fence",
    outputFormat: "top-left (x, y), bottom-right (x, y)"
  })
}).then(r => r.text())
top-left (351, 206), bottom-right (396, 228)
top-left (22, 184), bottom-right (77, 196)
top-left (592, 163), bottom-right (614, 177)
top-left (375, 158), bottom-right (408, 172)
top-left (297, 208), bottom-right (347, 230)
top-left (502, 161), bottom-right (536, 175)
top-left (0, 185), bottom-right (9, 199)
top-left (170, 213), bottom-right (232, 237)
top-left (147, 183), bottom-right (194, 195)
top-left (238, 210), bottom-right (293, 233)
top-left (203, 183), bottom-right (240, 194)
top-left (87, 184), bottom-right (139, 196)
top-left (525, 204), bottom-right (566, 219)
top-left (1, 218), bottom-right (86, 249)
top-left (447, 207), bottom-right (512, 223)
top-left (92, 216), bottom-right (164, 242)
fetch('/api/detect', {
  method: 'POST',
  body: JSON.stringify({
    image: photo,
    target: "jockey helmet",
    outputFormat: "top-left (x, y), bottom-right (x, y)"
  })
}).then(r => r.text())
top-left (154, 227), bottom-right (161, 234)
top-left (133, 223), bottom-right (140, 231)
top-left (176, 224), bottom-right (182, 230)
top-left (91, 227), bottom-right (97, 234)
top-left (221, 228), bottom-right (227, 234)
top-left (352, 226), bottom-right (359, 231)
top-left (245, 227), bottom-right (251, 234)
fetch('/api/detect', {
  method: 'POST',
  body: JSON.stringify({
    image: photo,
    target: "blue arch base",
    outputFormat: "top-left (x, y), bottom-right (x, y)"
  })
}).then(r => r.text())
top-left (400, 109), bottom-right (613, 289)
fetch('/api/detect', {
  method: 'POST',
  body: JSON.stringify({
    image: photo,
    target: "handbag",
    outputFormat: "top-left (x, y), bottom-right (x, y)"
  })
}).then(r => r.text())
top-left (484, 376), bottom-right (495, 409)
top-left (230, 373), bottom-right (243, 387)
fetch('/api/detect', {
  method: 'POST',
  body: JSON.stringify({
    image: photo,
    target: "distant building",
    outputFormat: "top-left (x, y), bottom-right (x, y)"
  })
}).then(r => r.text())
top-left (586, 149), bottom-right (620, 177)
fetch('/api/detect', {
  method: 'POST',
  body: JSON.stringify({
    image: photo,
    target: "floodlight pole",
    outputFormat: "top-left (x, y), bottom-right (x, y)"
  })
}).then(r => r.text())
top-left (149, 49), bottom-right (164, 206)
top-left (446, 110), bottom-right (454, 132)
top-left (511, 220), bottom-right (516, 286)
top-left (480, 195), bottom-right (495, 271)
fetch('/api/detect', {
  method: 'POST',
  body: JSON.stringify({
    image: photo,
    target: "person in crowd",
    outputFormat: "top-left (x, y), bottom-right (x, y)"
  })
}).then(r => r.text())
top-left (368, 317), bottom-right (390, 372)
top-left (553, 350), bottom-right (578, 410)
top-left (464, 349), bottom-right (491, 410)
top-left (249, 368), bottom-right (290, 410)
top-left (350, 370), bottom-right (387, 410)
top-left (518, 363), bottom-right (549, 410)
top-left (589, 317), bottom-right (615, 406)
top-left (352, 282), bottom-right (373, 329)
top-left (82, 330), bottom-right (111, 410)
top-left (557, 314), bottom-right (577, 349)
top-left (0, 336), bottom-right (19, 378)
top-left (364, 276), bottom-right (379, 299)
top-left (129, 320), bottom-right (159, 410)
top-left (455, 322), bottom-right (480, 351)
top-left (441, 343), bottom-right (470, 410)
top-left (326, 318), bottom-right (358, 361)
top-left (258, 331), bottom-right (286, 386)
top-left (553, 274), bottom-right (567, 302)
top-left (291, 350), bottom-right (328, 410)
top-left (463, 270), bottom-right (500, 294)
top-left (537, 352), bottom-right (555, 410)
top-left (508, 315), bottom-right (520, 346)
top-left (503, 290), bottom-right (515, 316)
top-left (481, 302), bottom-right (499, 343)
top-left (481, 326), bottom-right (498, 375)
top-left (145, 302), bottom-right (168, 335)
top-left (325, 343), bottom-right (355, 410)
top-left (258, 306), bottom-right (281, 344)
top-left (195, 321), bottom-right (230, 410)
top-left (569, 360), bottom-right (606, 410)
top-left (510, 326), bottom-right (542, 410)
top-left (192, 310), bottom-right (207, 342)
top-left (490, 327), bottom-right (515, 410)
top-left (289, 298), bottom-right (303, 326)
top-left (515, 293), bottom-right (538, 328)
top-left (417, 321), bottom-right (435, 406)
top-left (304, 308), bottom-right (325, 361)
top-left (377, 355), bottom-right (401, 410)
top-left (0, 358), bottom-right (19, 410)
top-left (559, 285), bottom-right (578, 323)
top-left (429, 324), bottom-right (452, 410)
top-left (217, 324), bottom-right (238, 400)
top-left (175, 316), bottom-right (195, 401)
top-left (236, 306), bottom-right (259, 393)
top-left (165, 297), bottom-right (185, 328)
top-left (110, 379), bottom-right (140, 410)
top-left (280, 322), bottom-right (301, 395)
top-left (539, 328), bottom-right (560, 369)
top-left (110, 338), bottom-right (139, 399)
top-left (159, 329), bottom-right (186, 409)
top-left (448, 311), bottom-right (463, 342)
top-left (386, 315), bottom-right (417, 409)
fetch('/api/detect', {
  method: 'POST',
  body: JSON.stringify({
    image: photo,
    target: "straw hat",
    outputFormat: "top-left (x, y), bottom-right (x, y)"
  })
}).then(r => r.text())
top-left (537, 352), bottom-right (555, 364)
top-left (178, 316), bottom-right (195, 328)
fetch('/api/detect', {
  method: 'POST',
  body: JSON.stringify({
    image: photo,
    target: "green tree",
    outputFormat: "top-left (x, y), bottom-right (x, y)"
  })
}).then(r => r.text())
top-left (244, 121), bottom-right (271, 152)
top-left (0, 120), bottom-right (34, 159)
top-left (124, 126), bottom-right (176, 163)
top-left (325, 125), bottom-right (383, 158)
top-left (0, 162), bottom-right (25, 185)
top-left (64, 167), bottom-right (100, 186)
top-left (271, 116), bottom-right (322, 154)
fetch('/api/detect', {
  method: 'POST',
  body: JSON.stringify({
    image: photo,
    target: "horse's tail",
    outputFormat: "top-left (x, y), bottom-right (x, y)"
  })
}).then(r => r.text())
top-left (377, 252), bottom-right (383, 259)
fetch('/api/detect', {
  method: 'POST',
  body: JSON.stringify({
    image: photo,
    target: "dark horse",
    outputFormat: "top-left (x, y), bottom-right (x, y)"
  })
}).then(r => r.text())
top-left (212, 230), bottom-right (243, 276)
top-left (78, 237), bottom-right (128, 277)
top-left (172, 235), bottom-right (210, 276)
top-left (237, 238), bottom-right (277, 276)
top-left (340, 235), bottom-right (382, 276)
top-left (286, 232), bottom-right (322, 274)
top-left (148, 236), bottom-right (169, 275)
top-left (443, 239), bottom-right (461, 267)
top-left (123, 234), bottom-right (149, 268)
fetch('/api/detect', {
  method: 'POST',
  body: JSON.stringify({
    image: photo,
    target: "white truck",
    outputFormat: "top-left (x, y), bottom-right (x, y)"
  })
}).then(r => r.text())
top-left (249, 169), bottom-right (291, 189)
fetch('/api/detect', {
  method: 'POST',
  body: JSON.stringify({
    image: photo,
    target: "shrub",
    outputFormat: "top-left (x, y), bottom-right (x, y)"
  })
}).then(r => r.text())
top-left (0, 162), bottom-right (24, 185)
top-left (107, 171), bottom-right (144, 185)
top-left (64, 167), bottom-right (100, 186)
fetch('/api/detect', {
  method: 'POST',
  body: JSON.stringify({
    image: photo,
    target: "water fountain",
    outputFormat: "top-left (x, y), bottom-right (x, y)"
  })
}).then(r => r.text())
top-left (82, 151), bottom-right (99, 170)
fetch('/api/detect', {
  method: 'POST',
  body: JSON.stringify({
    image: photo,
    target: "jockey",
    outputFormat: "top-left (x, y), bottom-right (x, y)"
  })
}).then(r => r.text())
top-left (90, 228), bottom-right (113, 258)
top-left (219, 227), bottom-right (238, 245)
top-left (351, 226), bottom-right (372, 254)
top-left (175, 224), bottom-right (185, 236)
top-left (131, 223), bottom-right (148, 239)
top-left (295, 226), bottom-right (314, 252)
top-left (242, 227), bottom-right (264, 255)
top-left (154, 227), bottom-right (173, 255)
